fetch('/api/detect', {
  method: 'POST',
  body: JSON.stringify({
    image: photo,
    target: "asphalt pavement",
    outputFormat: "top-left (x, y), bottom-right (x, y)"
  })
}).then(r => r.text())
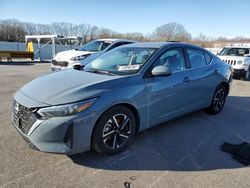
top-left (0, 63), bottom-right (250, 188)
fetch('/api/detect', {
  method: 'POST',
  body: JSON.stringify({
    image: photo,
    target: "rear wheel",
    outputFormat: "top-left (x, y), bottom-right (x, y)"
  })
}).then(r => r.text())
top-left (206, 85), bottom-right (227, 114)
top-left (92, 105), bottom-right (136, 155)
top-left (244, 67), bottom-right (250, 81)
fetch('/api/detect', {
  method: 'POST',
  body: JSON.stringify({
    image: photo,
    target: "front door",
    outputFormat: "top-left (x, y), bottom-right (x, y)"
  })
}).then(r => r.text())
top-left (145, 48), bottom-right (194, 126)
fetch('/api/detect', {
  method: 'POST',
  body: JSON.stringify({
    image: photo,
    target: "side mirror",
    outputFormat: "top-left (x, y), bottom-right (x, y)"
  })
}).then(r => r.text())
top-left (73, 65), bottom-right (81, 70)
top-left (151, 65), bottom-right (172, 76)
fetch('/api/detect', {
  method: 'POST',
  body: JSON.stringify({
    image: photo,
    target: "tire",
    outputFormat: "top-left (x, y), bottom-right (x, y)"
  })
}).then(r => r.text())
top-left (92, 105), bottom-right (136, 155)
top-left (244, 67), bottom-right (250, 81)
top-left (206, 85), bottom-right (227, 114)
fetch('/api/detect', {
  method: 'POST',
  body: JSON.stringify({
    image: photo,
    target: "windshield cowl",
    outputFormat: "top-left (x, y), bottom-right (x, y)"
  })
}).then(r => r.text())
top-left (84, 69), bottom-right (118, 76)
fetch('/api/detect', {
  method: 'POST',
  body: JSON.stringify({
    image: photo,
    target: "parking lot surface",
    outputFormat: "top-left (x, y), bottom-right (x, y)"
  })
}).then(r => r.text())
top-left (0, 63), bottom-right (250, 188)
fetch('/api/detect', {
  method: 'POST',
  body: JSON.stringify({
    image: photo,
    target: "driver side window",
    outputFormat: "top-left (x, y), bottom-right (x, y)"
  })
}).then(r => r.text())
top-left (154, 48), bottom-right (185, 73)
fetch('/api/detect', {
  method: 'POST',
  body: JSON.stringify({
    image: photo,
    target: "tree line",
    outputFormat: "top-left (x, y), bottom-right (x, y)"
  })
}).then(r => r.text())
top-left (1, 19), bottom-right (250, 47)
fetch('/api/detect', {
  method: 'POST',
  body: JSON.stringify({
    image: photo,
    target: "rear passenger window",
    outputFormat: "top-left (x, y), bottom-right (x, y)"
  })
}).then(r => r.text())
top-left (187, 48), bottom-right (207, 68)
top-left (107, 42), bottom-right (122, 51)
top-left (204, 52), bottom-right (212, 64)
top-left (107, 42), bottom-right (132, 51)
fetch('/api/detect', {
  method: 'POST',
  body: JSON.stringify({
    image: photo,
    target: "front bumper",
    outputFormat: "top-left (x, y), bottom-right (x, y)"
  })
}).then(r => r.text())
top-left (232, 69), bottom-right (246, 77)
top-left (12, 99), bottom-right (97, 155)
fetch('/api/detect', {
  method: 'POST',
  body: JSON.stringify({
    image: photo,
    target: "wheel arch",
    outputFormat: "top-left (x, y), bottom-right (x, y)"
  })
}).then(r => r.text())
top-left (90, 102), bottom-right (141, 148)
top-left (118, 103), bottom-right (141, 133)
top-left (220, 81), bottom-right (229, 95)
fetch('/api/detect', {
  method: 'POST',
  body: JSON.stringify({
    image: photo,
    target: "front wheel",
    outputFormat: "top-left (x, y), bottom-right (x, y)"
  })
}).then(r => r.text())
top-left (92, 105), bottom-right (136, 155)
top-left (206, 85), bottom-right (227, 114)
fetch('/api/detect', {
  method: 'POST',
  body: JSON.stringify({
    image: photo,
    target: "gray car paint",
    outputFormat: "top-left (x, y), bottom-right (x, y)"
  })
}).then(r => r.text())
top-left (20, 69), bottom-right (128, 106)
top-left (12, 42), bottom-right (233, 154)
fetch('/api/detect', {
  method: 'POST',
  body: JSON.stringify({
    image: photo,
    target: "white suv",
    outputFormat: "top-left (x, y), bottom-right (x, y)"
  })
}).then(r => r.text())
top-left (218, 46), bottom-right (250, 80)
top-left (51, 39), bottom-right (134, 71)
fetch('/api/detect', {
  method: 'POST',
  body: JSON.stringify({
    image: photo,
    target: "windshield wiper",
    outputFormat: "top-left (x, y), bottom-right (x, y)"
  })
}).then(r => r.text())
top-left (85, 69), bottom-right (117, 76)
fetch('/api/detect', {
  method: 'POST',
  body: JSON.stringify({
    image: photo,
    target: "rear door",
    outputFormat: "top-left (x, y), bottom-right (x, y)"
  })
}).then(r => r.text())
top-left (185, 47), bottom-right (215, 107)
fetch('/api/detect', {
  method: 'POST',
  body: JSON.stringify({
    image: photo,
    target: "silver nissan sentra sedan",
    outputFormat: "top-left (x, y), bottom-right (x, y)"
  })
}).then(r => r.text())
top-left (12, 42), bottom-right (233, 155)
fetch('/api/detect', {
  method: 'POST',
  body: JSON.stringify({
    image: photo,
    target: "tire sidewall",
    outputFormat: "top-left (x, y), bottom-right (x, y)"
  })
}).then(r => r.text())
top-left (245, 67), bottom-right (250, 81)
top-left (208, 85), bottom-right (227, 114)
top-left (92, 105), bottom-right (136, 155)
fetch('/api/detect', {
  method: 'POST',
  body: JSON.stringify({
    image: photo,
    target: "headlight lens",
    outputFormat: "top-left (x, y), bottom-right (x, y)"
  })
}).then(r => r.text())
top-left (71, 54), bottom-right (90, 61)
top-left (237, 60), bottom-right (243, 65)
top-left (37, 99), bottom-right (97, 118)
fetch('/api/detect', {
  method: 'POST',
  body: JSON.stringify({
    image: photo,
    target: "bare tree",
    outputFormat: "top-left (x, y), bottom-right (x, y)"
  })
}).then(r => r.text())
top-left (154, 22), bottom-right (191, 41)
top-left (3, 18), bottom-right (250, 48)
top-left (191, 33), bottom-right (214, 48)
top-left (89, 26), bottom-right (98, 41)
top-left (0, 19), bottom-right (27, 42)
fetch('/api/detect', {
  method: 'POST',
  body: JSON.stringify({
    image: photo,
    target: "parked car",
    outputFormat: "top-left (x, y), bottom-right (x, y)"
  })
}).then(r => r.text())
top-left (12, 42), bottom-right (233, 155)
top-left (217, 46), bottom-right (250, 80)
top-left (51, 38), bottom-right (134, 71)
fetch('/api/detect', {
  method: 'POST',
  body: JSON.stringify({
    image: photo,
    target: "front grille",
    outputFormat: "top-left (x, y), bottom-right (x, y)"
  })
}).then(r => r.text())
top-left (51, 59), bottom-right (58, 65)
top-left (223, 59), bottom-right (236, 65)
top-left (12, 100), bottom-right (37, 135)
top-left (52, 60), bottom-right (68, 67)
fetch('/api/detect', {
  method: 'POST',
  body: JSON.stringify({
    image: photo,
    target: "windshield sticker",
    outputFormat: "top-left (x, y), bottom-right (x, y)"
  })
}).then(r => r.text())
top-left (104, 41), bottom-right (112, 43)
top-left (118, 64), bottom-right (141, 71)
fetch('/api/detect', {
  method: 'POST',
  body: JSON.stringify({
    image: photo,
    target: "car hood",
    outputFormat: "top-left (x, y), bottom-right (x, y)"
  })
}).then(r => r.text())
top-left (18, 69), bottom-right (127, 106)
top-left (54, 50), bottom-right (95, 60)
top-left (218, 55), bottom-right (243, 61)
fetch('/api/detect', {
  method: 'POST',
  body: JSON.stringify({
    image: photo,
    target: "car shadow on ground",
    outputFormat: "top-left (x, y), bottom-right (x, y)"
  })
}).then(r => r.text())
top-left (0, 62), bottom-right (35, 66)
top-left (69, 96), bottom-right (250, 171)
top-left (0, 61), bottom-right (50, 65)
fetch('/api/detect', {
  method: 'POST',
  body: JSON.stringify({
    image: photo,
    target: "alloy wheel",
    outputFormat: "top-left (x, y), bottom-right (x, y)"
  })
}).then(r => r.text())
top-left (102, 114), bottom-right (131, 150)
top-left (213, 88), bottom-right (226, 112)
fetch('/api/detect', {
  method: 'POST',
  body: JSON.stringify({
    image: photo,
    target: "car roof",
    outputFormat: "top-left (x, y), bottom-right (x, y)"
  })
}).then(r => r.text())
top-left (121, 42), bottom-right (169, 48)
top-left (96, 38), bottom-right (134, 43)
top-left (121, 42), bottom-right (199, 49)
top-left (224, 46), bottom-right (250, 48)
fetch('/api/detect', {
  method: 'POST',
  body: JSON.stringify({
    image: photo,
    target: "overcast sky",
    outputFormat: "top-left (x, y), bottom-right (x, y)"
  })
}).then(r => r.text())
top-left (1, 0), bottom-right (249, 38)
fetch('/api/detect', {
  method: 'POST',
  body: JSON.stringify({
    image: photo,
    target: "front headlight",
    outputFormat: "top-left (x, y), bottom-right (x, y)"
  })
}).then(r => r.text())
top-left (70, 54), bottom-right (90, 61)
top-left (237, 60), bottom-right (243, 65)
top-left (37, 99), bottom-right (97, 118)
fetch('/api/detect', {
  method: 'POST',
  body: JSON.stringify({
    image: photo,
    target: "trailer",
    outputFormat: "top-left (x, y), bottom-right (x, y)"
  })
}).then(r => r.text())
top-left (0, 51), bottom-right (34, 62)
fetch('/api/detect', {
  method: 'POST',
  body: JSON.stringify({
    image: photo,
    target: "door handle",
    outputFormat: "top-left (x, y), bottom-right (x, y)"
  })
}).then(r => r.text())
top-left (183, 77), bottom-right (191, 83)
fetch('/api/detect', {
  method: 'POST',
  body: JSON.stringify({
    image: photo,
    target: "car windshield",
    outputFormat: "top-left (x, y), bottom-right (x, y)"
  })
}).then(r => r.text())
top-left (84, 47), bottom-right (156, 75)
top-left (79, 40), bottom-right (112, 52)
top-left (219, 47), bottom-right (250, 56)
